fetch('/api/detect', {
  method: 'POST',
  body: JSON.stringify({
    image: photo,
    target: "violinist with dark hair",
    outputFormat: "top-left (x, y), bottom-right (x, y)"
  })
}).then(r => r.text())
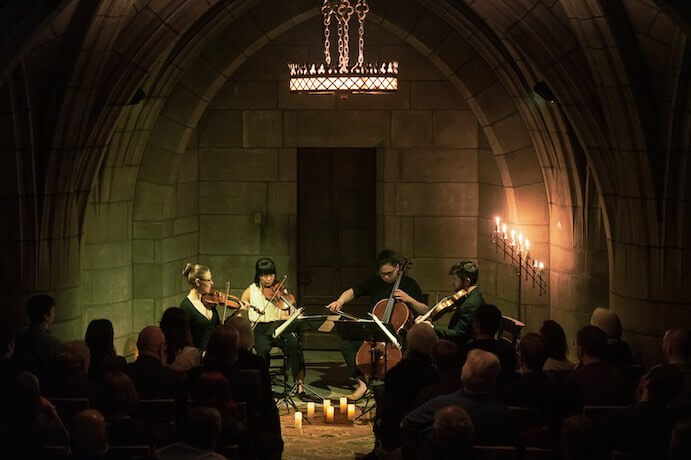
top-left (240, 258), bottom-right (305, 394)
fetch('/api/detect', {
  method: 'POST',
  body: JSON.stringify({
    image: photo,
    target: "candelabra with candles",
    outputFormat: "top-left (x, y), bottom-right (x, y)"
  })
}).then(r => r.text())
top-left (490, 217), bottom-right (547, 321)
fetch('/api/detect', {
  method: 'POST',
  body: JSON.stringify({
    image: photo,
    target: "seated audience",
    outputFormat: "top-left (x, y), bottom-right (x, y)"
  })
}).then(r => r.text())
top-left (160, 307), bottom-right (201, 372)
top-left (0, 323), bottom-right (18, 405)
top-left (43, 340), bottom-right (95, 399)
top-left (539, 320), bottom-right (574, 371)
top-left (156, 407), bottom-right (225, 460)
top-left (662, 328), bottom-right (691, 404)
top-left (85, 319), bottom-right (126, 383)
top-left (401, 349), bottom-right (515, 450)
top-left (590, 307), bottom-right (634, 367)
top-left (670, 416), bottom-right (691, 460)
top-left (378, 323), bottom-right (439, 452)
top-left (414, 340), bottom-right (462, 407)
top-left (461, 303), bottom-right (516, 383)
top-left (563, 325), bottom-right (632, 412)
top-left (96, 370), bottom-right (152, 446)
top-left (191, 370), bottom-right (248, 446)
top-left (70, 409), bottom-right (109, 460)
top-left (433, 405), bottom-right (474, 460)
top-left (608, 363), bottom-right (684, 454)
top-left (560, 415), bottom-right (607, 460)
top-left (5, 372), bottom-right (69, 457)
top-left (13, 294), bottom-right (61, 380)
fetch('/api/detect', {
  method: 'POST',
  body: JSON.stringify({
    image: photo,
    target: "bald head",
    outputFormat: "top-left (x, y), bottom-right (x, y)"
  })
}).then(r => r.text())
top-left (137, 326), bottom-right (165, 359)
top-left (71, 409), bottom-right (108, 456)
top-left (664, 328), bottom-right (691, 363)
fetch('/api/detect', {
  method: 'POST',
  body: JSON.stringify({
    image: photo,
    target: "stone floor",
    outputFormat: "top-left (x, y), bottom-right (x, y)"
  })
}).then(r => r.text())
top-left (272, 350), bottom-right (376, 459)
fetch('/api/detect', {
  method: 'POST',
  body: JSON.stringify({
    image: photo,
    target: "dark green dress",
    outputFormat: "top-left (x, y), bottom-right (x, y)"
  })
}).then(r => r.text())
top-left (180, 297), bottom-right (219, 351)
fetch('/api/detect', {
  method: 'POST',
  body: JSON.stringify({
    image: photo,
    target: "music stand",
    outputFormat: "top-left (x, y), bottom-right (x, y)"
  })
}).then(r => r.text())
top-left (333, 319), bottom-right (400, 420)
top-left (273, 312), bottom-right (325, 402)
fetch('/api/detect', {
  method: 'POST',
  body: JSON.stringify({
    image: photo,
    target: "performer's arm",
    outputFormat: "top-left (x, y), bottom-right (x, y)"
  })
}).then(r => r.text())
top-left (327, 288), bottom-right (355, 312)
top-left (393, 289), bottom-right (428, 315)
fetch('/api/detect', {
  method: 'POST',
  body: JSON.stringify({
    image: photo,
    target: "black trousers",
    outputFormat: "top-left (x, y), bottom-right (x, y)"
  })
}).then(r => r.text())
top-left (253, 321), bottom-right (304, 380)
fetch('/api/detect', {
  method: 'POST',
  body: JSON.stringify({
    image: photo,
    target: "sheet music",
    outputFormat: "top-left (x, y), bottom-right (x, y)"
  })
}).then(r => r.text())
top-left (272, 307), bottom-right (304, 338)
top-left (368, 313), bottom-right (401, 349)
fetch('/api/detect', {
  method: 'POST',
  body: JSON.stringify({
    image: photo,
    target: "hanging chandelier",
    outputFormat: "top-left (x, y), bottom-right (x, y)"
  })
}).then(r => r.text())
top-left (288, 0), bottom-right (398, 94)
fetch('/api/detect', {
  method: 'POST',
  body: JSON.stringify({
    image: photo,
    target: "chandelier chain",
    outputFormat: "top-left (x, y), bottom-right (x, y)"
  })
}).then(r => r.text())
top-left (322, 1), bottom-right (335, 66)
top-left (355, 0), bottom-right (368, 70)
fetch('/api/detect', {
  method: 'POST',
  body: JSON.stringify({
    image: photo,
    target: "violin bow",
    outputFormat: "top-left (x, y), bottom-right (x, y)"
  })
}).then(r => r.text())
top-left (222, 281), bottom-right (231, 323)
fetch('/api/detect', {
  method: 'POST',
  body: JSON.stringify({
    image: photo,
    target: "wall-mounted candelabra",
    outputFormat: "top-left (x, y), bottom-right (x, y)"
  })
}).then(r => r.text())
top-left (490, 217), bottom-right (547, 321)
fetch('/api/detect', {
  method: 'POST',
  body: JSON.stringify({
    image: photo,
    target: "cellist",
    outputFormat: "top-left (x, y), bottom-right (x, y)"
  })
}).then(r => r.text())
top-left (327, 249), bottom-right (427, 400)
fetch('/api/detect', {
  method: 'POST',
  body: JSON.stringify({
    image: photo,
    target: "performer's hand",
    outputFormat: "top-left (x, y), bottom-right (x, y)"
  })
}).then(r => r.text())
top-left (327, 300), bottom-right (343, 312)
top-left (414, 316), bottom-right (423, 324)
top-left (238, 299), bottom-right (250, 310)
top-left (393, 289), bottom-right (413, 303)
top-left (420, 320), bottom-right (434, 329)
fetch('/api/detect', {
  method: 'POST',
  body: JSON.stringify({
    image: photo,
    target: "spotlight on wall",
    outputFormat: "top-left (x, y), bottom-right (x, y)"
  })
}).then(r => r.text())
top-left (128, 88), bottom-right (146, 105)
top-left (533, 81), bottom-right (556, 104)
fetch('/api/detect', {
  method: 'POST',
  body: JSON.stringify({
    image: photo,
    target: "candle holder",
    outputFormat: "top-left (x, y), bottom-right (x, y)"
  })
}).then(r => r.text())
top-left (490, 223), bottom-right (548, 321)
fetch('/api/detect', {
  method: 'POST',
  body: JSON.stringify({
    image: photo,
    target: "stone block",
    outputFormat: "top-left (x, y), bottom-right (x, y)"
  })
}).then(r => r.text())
top-left (84, 201), bottom-right (132, 243)
top-left (400, 216), bottom-right (415, 256)
top-left (455, 55), bottom-right (497, 97)
top-left (391, 111), bottom-right (433, 148)
top-left (268, 182), bottom-right (296, 215)
top-left (490, 112), bottom-right (532, 153)
top-left (199, 214), bottom-right (261, 255)
top-left (434, 32), bottom-right (475, 73)
top-left (400, 148), bottom-right (477, 182)
top-left (132, 299), bottom-right (155, 332)
top-left (382, 182), bottom-right (396, 216)
top-left (201, 33), bottom-right (244, 77)
top-left (161, 233), bottom-right (198, 263)
top-left (477, 258), bottom-right (498, 294)
top-left (470, 82), bottom-right (516, 125)
top-left (243, 110), bottom-right (283, 148)
top-left (277, 83), bottom-right (335, 110)
top-left (233, 45), bottom-right (309, 81)
top-left (261, 214), bottom-right (295, 256)
top-left (83, 300), bottom-right (132, 340)
top-left (284, 111), bottom-right (390, 147)
top-left (177, 148), bottom-right (198, 183)
top-left (495, 261), bottom-right (520, 303)
top-left (199, 148), bottom-right (278, 181)
top-left (133, 181), bottom-right (175, 221)
top-left (336, 81), bottom-right (411, 110)
top-left (82, 266), bottom-right (131, 305)
top-left (133, 263), bottom-right (162, 298)
top-left (514, 183), bottom-right (549, 225)
top-left (433, 110), bottom-right (478, 148)
top-left (410, 81), bottom-right (468, 110)
top-left (52, 317), bottom-right (83, 342)
top-left (133, 239), bottom-right (155, 264)
top-left (410, 10), bottom-right (453, 52)
top-left (199, 181), bottom-right (267, 214)
top-left (198, 110), bottom-right (242, 148)
top-left (478, 149), bottom-right (502, 185)
top-left (504, 146), bottom-right (543, 186)
top-left (133, 221), bottom-right (162, 239)
top-left (278, 148), bottom-right (296, 181)
top-left (414, 217), bottom-right (478, 258)
top-left (396, 183), bottom-right (478, 216)
top-left (149, 115), bottom-right (192, 154)
top-left (382, 45), bottom-right (442, 80)
top-left (382, 216), bottom-right (401, 251)
top-left (162, 260), bottom-right (183, 298)
top-left (101, 166), bottom-right (139, 202)
top-left (377, 149), bottom-right (400, 183)
top-left (223, 11), bottom-right (266, 54)
top-left (211, 81), bottom-right (277, 110)
top-left (83, 241), bottom-right (132, 269)
top-left (174, 215), bottom-right (198, 235)
top-left (176, 182), bottom-right (197, 217)
top-left (162, 84), bottom-right (205, 125)
top-left (408, 257), bottom-right (462, 292)
top-left (478, 184), bottom-right (507, 221)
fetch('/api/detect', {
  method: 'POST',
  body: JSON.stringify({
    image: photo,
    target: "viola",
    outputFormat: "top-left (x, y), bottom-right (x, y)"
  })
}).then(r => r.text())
top-left (355, 257), bottom-right (413, 379)
top-left (414, 289), bottom-right (468, 324)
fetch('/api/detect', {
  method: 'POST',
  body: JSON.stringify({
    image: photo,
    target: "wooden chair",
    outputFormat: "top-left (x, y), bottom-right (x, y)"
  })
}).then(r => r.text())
top-left (108, 445), bottom-right (151, 459)
top-left (136, 399), bottom-right (176, 446)
top-left (39, 445), bottom-right (70, 459)
top-left (498, 315), bottom-right (525, 348)
top-left (582, 405), bottom-right (634, 426)
top-left (473, 446), bottom-right (517, 460)
top-left (49, 397), bottom-right (89, 423)
top-left (525, 447), bottom-right (563, 460)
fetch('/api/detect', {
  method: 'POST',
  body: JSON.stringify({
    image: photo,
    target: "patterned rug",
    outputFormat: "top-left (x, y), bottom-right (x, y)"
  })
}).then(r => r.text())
top-left (280, 403), bottom-right (375, 459)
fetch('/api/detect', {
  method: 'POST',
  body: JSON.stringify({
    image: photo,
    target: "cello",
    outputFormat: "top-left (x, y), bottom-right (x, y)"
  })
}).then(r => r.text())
top-left (355, 257), bottom-right (413, 379)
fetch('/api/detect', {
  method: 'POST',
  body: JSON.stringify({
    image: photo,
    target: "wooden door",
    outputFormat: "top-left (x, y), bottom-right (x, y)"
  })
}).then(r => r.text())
top-left (297, 148), bottom-right (376, 315)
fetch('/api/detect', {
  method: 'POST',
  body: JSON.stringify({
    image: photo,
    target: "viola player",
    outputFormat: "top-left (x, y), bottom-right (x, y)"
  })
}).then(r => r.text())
top-left (240, 258), bottom-right (305, 395)
top-left (180, 263), bottom-right (220, 351)
top-left (327, 249), bottom-right (427, 400)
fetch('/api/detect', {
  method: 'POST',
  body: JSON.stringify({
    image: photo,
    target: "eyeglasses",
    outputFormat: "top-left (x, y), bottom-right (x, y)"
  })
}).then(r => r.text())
top-left (379, 269), bottom-right (395, 278)
top-left (198, 278), bottom-right (213, 283)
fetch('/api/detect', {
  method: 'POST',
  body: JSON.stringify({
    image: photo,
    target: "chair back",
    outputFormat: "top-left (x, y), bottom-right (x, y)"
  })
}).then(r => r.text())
top-left (109, 445), bottom-right (151, 459)
top-left (498, 316), bottom-right (525, 348)
top-left (473, 446), bottom-right (517, 460)
top-left (49, 397), bottom-right (89, 423)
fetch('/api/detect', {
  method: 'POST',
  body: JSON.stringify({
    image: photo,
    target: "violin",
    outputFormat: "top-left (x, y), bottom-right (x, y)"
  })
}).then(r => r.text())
top-left (261, 276), bottom-right (297, 319)
top-left (414, 289), bottom-right (468, 324)
top-left (201, 290), bottom-right (244, 309)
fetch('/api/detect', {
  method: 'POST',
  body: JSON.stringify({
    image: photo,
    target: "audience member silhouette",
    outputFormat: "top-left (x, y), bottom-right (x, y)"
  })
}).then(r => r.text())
top-left (43, 340), bottom-right (95, 399)
top-left (156, 407), bottom-right (225, 460)
top-left (560, 415), bottom-right (607, 460)
top-left (590, 307), bottom-right (634, 367)
top-left (661, 328), bottom-right (691, 404)
top-left (670, 416), bottom-right (691, 460)
top-left (539, 320), bottom-right (574, 371)
top-left (563, 325), bottom-right (632, 412)
top-left (14, 295), bottom-right (61, 380)
top-left (414, 340), bottom-right (462, 407)
top-left (191, 370), bottom-right (248, 447)
top-left (160, 307), bottom-right (201, 372)
top-left (96, 370), bottom-right (153, 447)
top-left (432, 405), bottom-right (474, 460)
top-left (70, 409), bottom-right (109, 460)
top-left (461, 303), bottom-right (516, 383)
top-left (85, 319), bottom-right (126, 383)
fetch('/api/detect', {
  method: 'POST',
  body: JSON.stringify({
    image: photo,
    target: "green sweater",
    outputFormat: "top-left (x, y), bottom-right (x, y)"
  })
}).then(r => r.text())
top-left (179, 297), bottom-right (219, 351)
top-left (434, 288), bottom-right (484, 346)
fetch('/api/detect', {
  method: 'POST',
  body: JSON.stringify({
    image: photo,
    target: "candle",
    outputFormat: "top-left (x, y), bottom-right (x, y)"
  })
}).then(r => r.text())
top-left (495, 216), bottom-right (500, 233)
top-left (502, 223), bottom-right (507, 239)
top-left (323, 399), bottom-right (330, 409)
top-left (510, 229), bottom-right (515, 246)
top-left (347, 403), bottom-right (356, 421)
top-left (539, 262), bottom-right (544, 271)
top-left (307, 402), bottom-right (315, 418)
top-left (326, 405), bottom-right (335, 423)
top-left (340, 397), bottom-right (347, 414)
top-left (295, 411), bottom-right (302, 430)
top-left (518, 232), bottom-right (523, 249)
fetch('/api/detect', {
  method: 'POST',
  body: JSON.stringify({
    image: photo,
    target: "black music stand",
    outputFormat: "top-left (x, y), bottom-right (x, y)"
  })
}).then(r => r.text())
top-left (273, 314), bottom-right (325, 403)
top-left (333, 319), bottom-right (400, 420)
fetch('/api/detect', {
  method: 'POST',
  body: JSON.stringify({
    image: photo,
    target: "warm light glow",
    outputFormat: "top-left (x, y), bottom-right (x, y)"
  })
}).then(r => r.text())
top-left (295, 411), bottom-right (302, 430)
top-left (525, 240), bottom-right (530, 251)
top-left (539, 262), bottom-right (544, 271)
top-left (340, 397), bottom-right (348, 414)
top-left (288, 0), bottom-right (398, 94)
top-left (307, 402), bottom-right (315, 418)
top-left (326, 405), bottom-right (335, 423)
top-left (347, 404), bottom-right (356, 421)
